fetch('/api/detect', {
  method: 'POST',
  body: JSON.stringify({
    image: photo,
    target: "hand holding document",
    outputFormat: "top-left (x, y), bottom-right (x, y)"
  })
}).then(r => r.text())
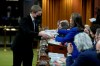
top-left (39, 30), bottom-right (58, 39)
top-left (39, 31), bottom-right (50, 39)
top-left (48, 39), bottom-right (61, 45)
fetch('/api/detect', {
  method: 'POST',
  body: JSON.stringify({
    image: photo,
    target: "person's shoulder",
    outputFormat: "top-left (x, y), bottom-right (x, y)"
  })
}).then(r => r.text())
top-left (70, 27), bottom-right (79, 32)
top-left (23, 15), bottom-right (31, 19)
top-left (71, 27), bottom-right (78, 30)
top-left (21, 15), bottom-right (31, 21)
top-left (80, 49), bottom-right (96, 57)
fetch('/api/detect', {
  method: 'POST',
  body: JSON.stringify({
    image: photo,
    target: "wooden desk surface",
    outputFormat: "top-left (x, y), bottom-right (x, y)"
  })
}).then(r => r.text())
top-left (48, 43), bottom-right (67, 56)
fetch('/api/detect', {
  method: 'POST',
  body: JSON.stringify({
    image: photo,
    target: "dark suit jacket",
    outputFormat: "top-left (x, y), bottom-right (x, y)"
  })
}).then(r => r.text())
top-left (66, 50), bottom-right (100, 66)
top-left (12, 15), bottom-right (39, 50)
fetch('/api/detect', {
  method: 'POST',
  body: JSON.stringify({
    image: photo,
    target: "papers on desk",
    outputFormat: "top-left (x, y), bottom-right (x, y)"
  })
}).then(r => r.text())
top-left (48, 52), bottom-right (65, 63)
top-left (48, 39), bottom-right (61, 45)
top-left (44, 29), bottom-right (58, 37)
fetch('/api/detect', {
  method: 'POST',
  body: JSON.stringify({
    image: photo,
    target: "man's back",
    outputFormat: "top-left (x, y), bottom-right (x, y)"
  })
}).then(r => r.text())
top-left (67, 49), bottom-right (100, 66)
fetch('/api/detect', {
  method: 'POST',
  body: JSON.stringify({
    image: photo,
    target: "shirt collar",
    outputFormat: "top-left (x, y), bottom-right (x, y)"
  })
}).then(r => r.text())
top-left (30, 13), bottom-right (34, 21)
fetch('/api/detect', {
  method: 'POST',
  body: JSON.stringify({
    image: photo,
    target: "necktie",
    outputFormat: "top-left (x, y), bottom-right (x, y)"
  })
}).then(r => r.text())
top-left (32, 20), bottom-right (35, 32)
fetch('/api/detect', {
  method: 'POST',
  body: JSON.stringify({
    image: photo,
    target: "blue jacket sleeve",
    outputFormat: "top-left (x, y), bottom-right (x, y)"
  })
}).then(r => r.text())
top-left (58, 29), bottom-right (70, 35)
top-left (66, 54), bottom-right (87, 66)
top-left (66, 50), bottom-right (95, 66)
top-left (55, 27), bottom-right (79, 43)
top-left (66, 56), bottom-right (74, 66)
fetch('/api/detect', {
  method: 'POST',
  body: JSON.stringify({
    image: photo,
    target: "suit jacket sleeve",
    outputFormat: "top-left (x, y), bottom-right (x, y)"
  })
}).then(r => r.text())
top-left (66, 53), bottom-right (88, 66)
top-left (58, 29), bottom-right (70, 35)
top-left (55, 27), bottom-right (79, 43)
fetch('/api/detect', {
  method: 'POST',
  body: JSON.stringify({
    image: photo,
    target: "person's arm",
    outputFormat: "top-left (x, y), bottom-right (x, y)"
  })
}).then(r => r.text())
top-left (58, 29), bottom-right (70, 35)
top-left (66, 43), bottom-right (74, 66)
top-left (67, 54), bottom-right (87, 66)
top-left (55, 27), bottom-right (78, 43)
top-left (66, 43), bottom-right (88, 66)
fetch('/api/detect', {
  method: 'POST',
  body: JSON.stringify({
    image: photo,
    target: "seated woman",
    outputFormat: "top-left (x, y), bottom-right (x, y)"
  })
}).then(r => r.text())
top-left (55, 13), bottom-right (84, 59)
top-left (66, 28), bottom-right (100, 66)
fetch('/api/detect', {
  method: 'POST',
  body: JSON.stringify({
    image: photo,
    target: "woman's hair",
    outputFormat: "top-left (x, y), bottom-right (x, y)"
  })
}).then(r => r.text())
top-left (71, 13), bottom-right (84, 31)
top-left (90, 24), bottom-right (100, 35)
top-left (95, 8), bottom-right (100, 25)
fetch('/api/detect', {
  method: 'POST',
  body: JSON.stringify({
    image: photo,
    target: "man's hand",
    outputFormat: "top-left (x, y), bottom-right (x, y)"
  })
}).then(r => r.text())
top-left (67, 43), bottom-right (73, 54)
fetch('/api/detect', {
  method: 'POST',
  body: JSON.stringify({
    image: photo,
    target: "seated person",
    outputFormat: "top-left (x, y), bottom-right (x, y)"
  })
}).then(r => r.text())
top-left (84, 24), bottom-right (91, 35)
top-left (90, 24), bottom-right (100, 49)
top-left (55, 13), bottom-right (84, 59)
top-left (57, 20), bottom-right (69, 29)
top-left (66, 28), bottom-right (100, 66)
top-left (39, 20), bottom-right (69, 39)
top-left (57, 20), bottom-right (70, 37)
top-left (56, 20), bottom-right (70, 45)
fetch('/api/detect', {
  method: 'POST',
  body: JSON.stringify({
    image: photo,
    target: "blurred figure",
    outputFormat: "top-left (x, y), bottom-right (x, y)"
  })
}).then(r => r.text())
top-left (55, 13), bottom-right (84, 59)
top-left (66, 28), bottom-right (100, 66)
top-left (57, 20), bottom-right (69, 29)
top-left (84, 24), bottom-right (91, 35)
top-left (39, 20), bottom-right (69, 39)
top-left (89, 8), bottom-right (100, 48)
top-left (11, 5), bottom-right (42, 66)
top-left (95, 8), bottom-right (100, 25)
top-left (57, 20), bottom-right (69, 37)
top-left (90, 24), bottom-right (100, 48)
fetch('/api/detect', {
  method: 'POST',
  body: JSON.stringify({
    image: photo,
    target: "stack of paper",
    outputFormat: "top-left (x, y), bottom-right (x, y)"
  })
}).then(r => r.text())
top-left (48, 52), bottom-right (64, 62)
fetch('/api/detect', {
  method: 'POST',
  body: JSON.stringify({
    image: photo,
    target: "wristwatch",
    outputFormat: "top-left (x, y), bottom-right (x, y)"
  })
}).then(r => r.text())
top-left (67, 53), bottom-right (72, 56)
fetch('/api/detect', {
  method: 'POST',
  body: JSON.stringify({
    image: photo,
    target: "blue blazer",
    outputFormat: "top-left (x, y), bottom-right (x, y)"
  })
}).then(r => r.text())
top-left (55, 27), bottom-right (80, 59)
top-left (66, 50), bottom-right (100, 66)
top-left (55, 27), bottom-right (79, 43)
top-left (57, 29), bottom-right (70, 38)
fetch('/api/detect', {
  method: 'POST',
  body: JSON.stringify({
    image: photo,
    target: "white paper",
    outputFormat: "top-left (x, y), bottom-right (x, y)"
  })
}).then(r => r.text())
top-left (89, 18), bottom-right (96, 22)
top-left (48, 52), bottom-right (64, 62)
top-left (48, 39), bottom-right (61, 45)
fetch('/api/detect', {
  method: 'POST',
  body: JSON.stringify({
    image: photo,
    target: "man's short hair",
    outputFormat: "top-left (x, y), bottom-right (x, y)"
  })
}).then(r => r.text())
top-left (30, 5), bottom-right (42, 13)
top-left (60, 20), bottom-right (69, 29)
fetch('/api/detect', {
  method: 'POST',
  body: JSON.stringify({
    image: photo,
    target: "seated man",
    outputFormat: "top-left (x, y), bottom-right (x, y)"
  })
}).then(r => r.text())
top-left (39, 20), bottom-right (69, 39)
top-left (66, 28), bottom-right (100, 66)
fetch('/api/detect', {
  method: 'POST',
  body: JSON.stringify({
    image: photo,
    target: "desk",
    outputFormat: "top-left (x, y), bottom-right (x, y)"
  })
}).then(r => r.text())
top-left (36, 40), bottom-right (50, 66)
top-left (37, 39), bottom-right (67, 66)
top-left (48, 43), bottom-right (67, 56)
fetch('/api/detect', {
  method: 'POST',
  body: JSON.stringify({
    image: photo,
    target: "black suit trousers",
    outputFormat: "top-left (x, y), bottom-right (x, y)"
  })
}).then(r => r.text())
top-left (13, 49), bottom-right (33, 66)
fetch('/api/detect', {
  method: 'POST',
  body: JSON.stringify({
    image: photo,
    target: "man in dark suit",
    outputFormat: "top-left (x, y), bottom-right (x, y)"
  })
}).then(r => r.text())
top-left (66, 28), bottom-right (100, 66)
top-left (11, 5), bottom-right (42, 66)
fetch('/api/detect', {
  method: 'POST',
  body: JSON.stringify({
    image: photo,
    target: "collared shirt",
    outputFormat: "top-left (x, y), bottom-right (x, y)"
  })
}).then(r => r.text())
top-left (30, 13), bottom-right (34, 21)
top-left (30, 13), bottom-right (35, 31)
